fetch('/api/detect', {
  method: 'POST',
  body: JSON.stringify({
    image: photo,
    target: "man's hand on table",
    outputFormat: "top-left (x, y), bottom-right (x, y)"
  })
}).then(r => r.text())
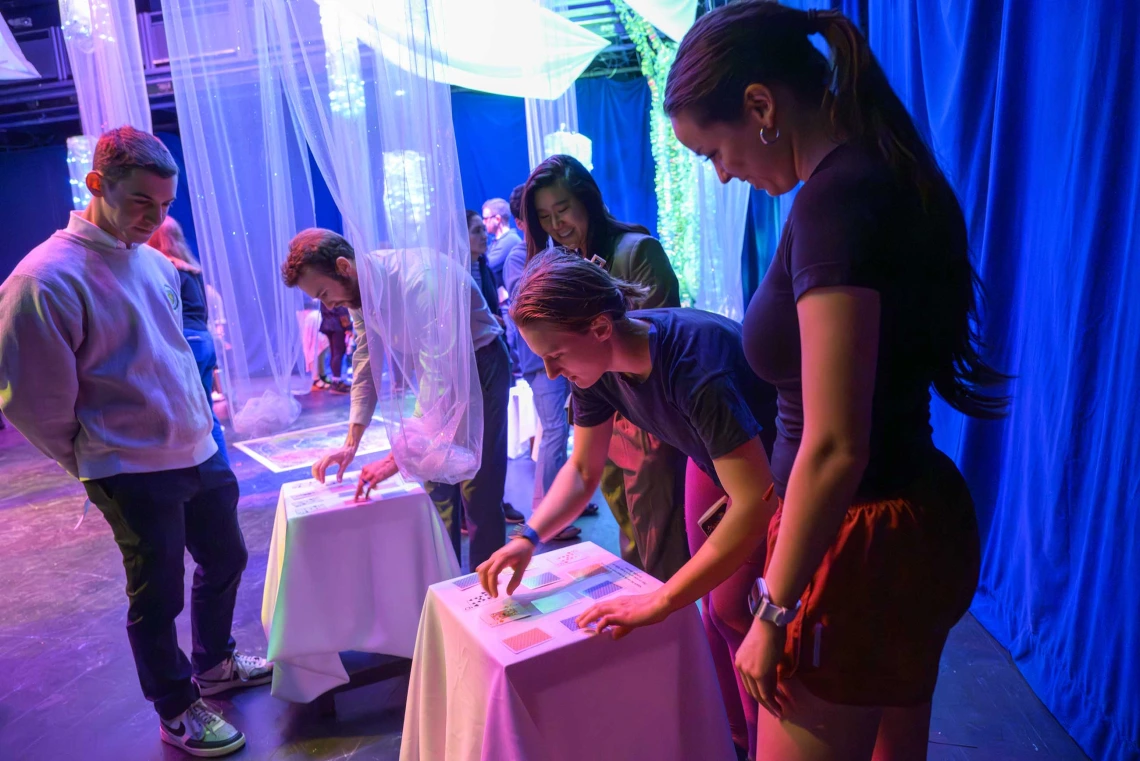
top-left (476, 537), bottom-right (535, 598)
top-left (355, 453), bottom-right (400, 501)
top-left (313, 444), bottom-right (358, 484)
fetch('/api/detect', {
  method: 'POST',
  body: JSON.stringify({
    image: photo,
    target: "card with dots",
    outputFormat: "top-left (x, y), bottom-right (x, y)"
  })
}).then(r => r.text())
top-left (452, 574), bottom-right (481, 590)
top-left (521, 571), bottom-right (561, 590)
top-left (502, 627), bottom-right (553, 653)
top-left (583, 580), bottom-right (624, 600)
top-left (462, 590), bottom-right (492, 611)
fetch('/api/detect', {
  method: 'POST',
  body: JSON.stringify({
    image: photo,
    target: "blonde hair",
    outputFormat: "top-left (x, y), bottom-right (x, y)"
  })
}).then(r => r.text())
top-left (147, 217), bottom-right (200, 274)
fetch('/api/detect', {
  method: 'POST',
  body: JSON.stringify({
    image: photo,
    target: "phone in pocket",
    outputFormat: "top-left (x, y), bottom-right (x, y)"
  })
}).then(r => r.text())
top-left (698, 496), bottom-right (730, 538)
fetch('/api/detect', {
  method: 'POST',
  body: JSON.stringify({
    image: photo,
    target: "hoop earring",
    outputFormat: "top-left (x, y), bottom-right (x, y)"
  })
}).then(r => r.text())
top-left (760, 127), bottom-right (780, 146)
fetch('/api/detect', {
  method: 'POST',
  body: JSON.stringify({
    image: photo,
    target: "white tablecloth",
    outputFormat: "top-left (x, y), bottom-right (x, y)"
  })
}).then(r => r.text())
top-left (400, 542), bottom-right (735, 761)
top-left (262, 472), bottom-right (460, 702)
top-left (507, 379), bottom-right (538, 459)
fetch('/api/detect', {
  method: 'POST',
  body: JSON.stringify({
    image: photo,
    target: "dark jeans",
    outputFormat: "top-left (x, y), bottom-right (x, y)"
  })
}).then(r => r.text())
top-left (82, 451), bottom-right (247, 720)
top-left (323, 328), bottom-right (348, 379)
top-left (184, 327), bottom-right (228, 465)
top-left (426, 336), bottom-right (511, 571)
top-left (523, 370), bottom-right (571, 509)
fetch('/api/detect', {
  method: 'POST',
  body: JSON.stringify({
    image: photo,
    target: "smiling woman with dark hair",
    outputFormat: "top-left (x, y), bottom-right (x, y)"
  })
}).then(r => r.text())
top-left (520, 154), bottom-right (691, 582)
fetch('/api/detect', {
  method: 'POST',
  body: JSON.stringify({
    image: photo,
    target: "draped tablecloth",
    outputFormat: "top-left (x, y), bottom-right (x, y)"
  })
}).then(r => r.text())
top-left (400, 541), bottom-right (734, 761)
top-left (262, 472), bottom-right (460, 702)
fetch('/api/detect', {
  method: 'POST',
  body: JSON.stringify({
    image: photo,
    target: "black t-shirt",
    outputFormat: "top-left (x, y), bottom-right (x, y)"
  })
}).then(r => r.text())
top-left (572, 309), bottom-right (777, 485)
top-left (743, 143), bottom-right (944, 499)
top-left (179, 269), bottom-right (209, 333)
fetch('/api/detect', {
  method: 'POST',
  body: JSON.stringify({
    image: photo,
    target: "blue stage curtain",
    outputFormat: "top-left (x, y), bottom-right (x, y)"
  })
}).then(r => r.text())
top-left (451, 77), bottom-right (657, 236)
top-left (0, 145), bottom-right (73, 282)
top-left (870, 3), bottom-right (1140, 759)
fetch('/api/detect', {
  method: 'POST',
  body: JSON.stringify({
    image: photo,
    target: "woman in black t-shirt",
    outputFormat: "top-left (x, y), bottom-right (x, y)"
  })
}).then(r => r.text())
top-left (663, 5), bottom-right (1008, 760)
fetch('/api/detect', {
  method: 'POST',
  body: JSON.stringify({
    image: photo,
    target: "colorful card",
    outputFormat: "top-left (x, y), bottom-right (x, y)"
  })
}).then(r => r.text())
top-left (583, 580), bottom-right (624, 600)
top-left (532, 590), bottom-right (580, 615)
top-left (568, 563), bottom-right (608, 581)
top-left (502, 627), bottom-right (553, 653)
top-left (452, 574), bottom-right (481, 590)
top-left (521, 571), bottom-right (561, 590)
top-left (560, 614), bottom-right (597, 633)
top-left (479, 600), bottom-right (539, 627)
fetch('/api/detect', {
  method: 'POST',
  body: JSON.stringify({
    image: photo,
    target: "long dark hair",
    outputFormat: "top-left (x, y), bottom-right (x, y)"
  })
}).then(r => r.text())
top-left (511, 248), bottom-right (649, 333)
top-left (521, 154), bottom-right (650, 263)
top-left (664, 2), bottom-right (1008, 419)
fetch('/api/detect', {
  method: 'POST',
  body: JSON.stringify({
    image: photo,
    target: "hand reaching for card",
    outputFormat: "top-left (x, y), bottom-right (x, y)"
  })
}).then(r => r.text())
top-left (477, 538), bottom-right (535, 598)
top-left (355, 453), bottom-right (400, 501)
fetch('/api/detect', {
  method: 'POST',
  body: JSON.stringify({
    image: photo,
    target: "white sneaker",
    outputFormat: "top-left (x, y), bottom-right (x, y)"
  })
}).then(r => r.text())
top-left (194, 652), bottom-right (273, 697)
top-left (160, 699), bottom-right (245, 757)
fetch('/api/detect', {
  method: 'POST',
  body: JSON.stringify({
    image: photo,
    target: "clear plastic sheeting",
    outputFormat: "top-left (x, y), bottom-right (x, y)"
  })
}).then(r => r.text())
top-left (267, 0), bottom-right (483, 483)
top-left (624, 0), bottom-right (699, 42)
top-left (58, 0), bottom-right (152, 133)
top-left (692, 160), bottom-right (748, 320)
top-left (58, 0), bottom-right (152, 209)
top-left (523, 0), bottom-right (591, 171)
top-left (163, 0), bottom-right (313, 436)
top-left (355, 248), bottom-right (482, 483)
top-left (0, 10), bottom-right (40, 80)
top-left (318, 0), bottom-right (607, 99)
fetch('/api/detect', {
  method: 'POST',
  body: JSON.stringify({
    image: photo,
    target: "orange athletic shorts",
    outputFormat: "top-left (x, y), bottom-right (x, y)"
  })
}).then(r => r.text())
top-left (765, 451), bottom-right (981, 706)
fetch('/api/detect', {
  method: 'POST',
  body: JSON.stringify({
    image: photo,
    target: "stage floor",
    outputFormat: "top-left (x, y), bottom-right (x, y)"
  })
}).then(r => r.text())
top-left (0, 392), bottom-right (1090, 761)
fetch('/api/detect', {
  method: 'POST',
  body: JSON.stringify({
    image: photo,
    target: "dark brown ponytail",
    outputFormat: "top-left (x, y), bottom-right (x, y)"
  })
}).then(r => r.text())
top-left (665, 2), bottom-right (1009, 418)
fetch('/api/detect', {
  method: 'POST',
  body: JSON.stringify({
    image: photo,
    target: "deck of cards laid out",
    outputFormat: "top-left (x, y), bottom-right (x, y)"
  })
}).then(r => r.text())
top-left (479, 599), bottom-right (540, 628)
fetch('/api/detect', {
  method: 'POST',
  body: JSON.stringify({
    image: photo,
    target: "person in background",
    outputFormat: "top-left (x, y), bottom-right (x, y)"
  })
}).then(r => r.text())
top-left (664, 4), bottom-right (1007, 758)
top-left (479, 250), bottom-right (778, 761)
top-left (503, 184), bottom-right (597, 542)
top-left (0, 126), bottom-right (269, 758)
top-left (285, 229), bottom-right (512, 570)
top-left (482, 196), bottom-right (521, 292)
top-left (147, 216), bottom-right (229, 463)
top-left (466, 210), bottom-right (524, 526)
top-left (319, 302), bottom-right (352, 394)
top-left (522, 154), bottom-right (688, 581)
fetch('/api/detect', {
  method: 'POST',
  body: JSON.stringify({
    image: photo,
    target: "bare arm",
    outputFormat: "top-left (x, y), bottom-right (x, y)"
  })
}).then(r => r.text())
top-left (477, 418), bottom-right (613, 596)
top-left (657, 437), bottom-right (776, 612)
top-left (525, 418), bottom-right (614, 540)
top-left (764, 287), bottom-right (879, 609)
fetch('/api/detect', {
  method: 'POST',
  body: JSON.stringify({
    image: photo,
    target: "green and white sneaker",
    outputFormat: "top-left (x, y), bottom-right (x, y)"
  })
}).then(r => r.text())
top-left (160, 699), bottom-right (245, 758)
top-left (194, 652), bottom-right (273, 697)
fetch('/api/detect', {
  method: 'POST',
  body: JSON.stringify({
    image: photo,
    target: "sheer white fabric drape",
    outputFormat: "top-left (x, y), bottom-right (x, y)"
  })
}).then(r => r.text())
top-left (625, 0), bottom-right (698, 42)
top-left (322, 0), bottom-right (606, 99)
top-left (267, 0), bottom-right (483, 483)
top-left (523, 0), bottom-right (591, 171)
top-left (1, 10), bottom-right (40, 80)
top-left (162, 0), bottom-right (313, 436)
top-left (693, 162), bottom-right (748, 320)
top-left (58, 0), bottom-right (153, 209)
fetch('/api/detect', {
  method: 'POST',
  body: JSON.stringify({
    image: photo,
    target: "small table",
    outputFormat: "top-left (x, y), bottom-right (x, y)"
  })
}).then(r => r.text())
top-left (262, 472), bottom-right (460, 703)
top-left (400, 542), bottom-right (735, 761)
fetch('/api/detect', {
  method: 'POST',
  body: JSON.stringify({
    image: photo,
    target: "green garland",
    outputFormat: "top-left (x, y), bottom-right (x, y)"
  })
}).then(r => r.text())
top-left (614, 0), bottom-right (697, 307)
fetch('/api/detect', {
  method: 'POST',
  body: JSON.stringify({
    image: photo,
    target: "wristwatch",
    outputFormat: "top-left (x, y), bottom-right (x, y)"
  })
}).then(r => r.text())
top-left (748, 577), bottom-right (801, 627)
top-left (511, 524), bottom-right (540, 545)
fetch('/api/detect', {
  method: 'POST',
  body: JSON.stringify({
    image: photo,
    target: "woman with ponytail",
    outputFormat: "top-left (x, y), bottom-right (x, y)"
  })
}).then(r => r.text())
top-left (662, 3), bottom-right (1008, 759)
top-left (478, 250), bottom-right (780, 759)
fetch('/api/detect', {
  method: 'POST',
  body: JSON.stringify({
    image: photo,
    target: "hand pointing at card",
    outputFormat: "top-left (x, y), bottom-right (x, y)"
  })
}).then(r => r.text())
top-left (477, 537), bottom-right (535, 598)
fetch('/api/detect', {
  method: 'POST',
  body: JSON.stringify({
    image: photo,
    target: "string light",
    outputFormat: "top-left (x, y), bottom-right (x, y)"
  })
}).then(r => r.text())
top-left (320, 3), bottom-right (367, 118)
top-left (614, 0), bottom-right (698, 307)
top-left (66, 135), bottom-right (95, 209)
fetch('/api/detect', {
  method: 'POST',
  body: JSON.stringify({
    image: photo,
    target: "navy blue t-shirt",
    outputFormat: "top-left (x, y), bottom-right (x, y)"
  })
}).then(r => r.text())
top-left (743, 143), bottom-right (942, 499)
top-left (178, 269), bottom-right (209, 333)
top-left (572, 309), bottom-right (777, 485)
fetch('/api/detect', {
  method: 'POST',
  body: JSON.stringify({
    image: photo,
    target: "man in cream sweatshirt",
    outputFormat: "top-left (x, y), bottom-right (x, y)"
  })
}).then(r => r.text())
top-left (0, 127), bottom-right (268, 758)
